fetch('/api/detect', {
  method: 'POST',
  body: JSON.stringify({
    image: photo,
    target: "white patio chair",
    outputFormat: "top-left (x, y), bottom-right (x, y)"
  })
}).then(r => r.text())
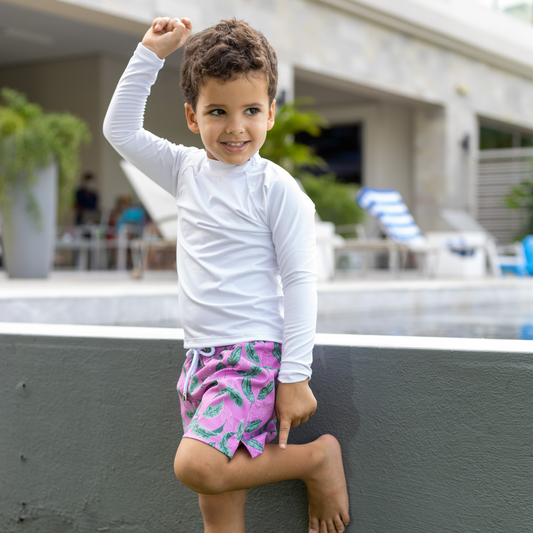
top-left (440, 209), bottom-right (500, 277)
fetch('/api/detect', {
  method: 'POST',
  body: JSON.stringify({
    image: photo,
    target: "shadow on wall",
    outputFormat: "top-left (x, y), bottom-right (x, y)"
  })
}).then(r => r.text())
top-left (248, 344), bottom-right (361, 529)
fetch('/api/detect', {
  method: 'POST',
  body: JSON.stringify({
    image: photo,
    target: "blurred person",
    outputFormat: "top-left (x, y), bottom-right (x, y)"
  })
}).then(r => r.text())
top-left (104, 15), bottom-right (349, 533)
top-left (74, 171), bottom-right (100, 225)
top-left (108, 195), bottom-right (132, 230)
top-left (115, 204), bottom-right (146, 234)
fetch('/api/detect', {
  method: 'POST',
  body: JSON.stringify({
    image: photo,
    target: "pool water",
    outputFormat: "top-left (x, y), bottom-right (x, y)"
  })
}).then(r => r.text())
top-left (143, 302), bottom-right (533, 340)
top-left (316, 302), bottom-right (533, 340)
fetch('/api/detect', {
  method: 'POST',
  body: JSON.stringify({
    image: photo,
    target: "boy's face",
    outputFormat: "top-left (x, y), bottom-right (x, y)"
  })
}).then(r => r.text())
top-left (185, 74), bottom-right (275, 166)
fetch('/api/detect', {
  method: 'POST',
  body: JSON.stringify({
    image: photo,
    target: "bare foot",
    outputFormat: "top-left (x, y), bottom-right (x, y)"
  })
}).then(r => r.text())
top-left (304, 434), bottom-right (350, 533)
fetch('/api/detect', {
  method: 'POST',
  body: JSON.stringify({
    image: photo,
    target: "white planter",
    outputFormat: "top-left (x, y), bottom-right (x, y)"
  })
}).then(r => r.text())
top-left (3, 162), bottom-right (58, 278)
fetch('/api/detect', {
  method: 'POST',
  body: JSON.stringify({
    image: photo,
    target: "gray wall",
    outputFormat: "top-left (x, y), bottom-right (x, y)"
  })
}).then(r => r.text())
top-left (1, 324), bottom-right (532, 532)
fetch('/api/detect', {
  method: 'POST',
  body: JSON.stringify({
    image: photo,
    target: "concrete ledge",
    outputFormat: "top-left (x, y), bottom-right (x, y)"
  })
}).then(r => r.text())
top-left (1, 324), bottom-right (532, 532)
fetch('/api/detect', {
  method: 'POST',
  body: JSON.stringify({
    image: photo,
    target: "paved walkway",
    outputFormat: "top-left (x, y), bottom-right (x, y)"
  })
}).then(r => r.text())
top-left (2, 268), bottom-right (532, 294)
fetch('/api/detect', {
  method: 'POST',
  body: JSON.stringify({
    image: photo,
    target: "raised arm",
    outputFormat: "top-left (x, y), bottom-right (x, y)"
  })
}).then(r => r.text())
top-left (103, 18), bottom-right (193, 195)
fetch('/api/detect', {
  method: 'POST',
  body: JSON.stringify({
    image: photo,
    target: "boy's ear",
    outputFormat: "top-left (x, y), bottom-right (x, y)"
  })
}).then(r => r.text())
top-left (185, 103), bottom-right (200, 134)
top-left (267, 99), bottom-right (276, 131)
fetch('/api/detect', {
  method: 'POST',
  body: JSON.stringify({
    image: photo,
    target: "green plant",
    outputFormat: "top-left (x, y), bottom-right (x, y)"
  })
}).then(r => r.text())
top-left (260, 99), bottom-right (363, 227)
top-left (261, 99), bottom-right (327, 174)
top-left (503, 178), bottom-right (533, 240)
top-left (0, 87), bottom-right (90, 237)
top-left (299, 173), bottom-right (362, 227)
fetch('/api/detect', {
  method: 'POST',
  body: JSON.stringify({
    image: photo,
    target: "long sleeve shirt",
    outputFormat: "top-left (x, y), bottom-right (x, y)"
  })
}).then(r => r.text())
top-left (103, 44), bottom-right (317, 383)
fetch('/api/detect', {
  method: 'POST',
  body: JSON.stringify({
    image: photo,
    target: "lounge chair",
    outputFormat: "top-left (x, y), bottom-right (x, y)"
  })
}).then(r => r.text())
top-left (338, 187), bottom-right (499, 277)
top-left (119, 160), bottom-right (178, 276)
top-left (336, 187), bottom-right (440, 276)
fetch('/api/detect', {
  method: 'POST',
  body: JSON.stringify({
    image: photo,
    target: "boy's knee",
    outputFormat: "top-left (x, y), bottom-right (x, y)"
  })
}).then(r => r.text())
top-left (174, 441), bottom-right (227, 494)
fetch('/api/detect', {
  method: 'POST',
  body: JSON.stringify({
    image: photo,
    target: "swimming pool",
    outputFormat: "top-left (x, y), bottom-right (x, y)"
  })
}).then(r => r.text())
top-left (141, 302), bottom-right (533, 340)
top-left (316, 302), bottom-right (533, 340)
top-left (3, 272), bottom-right (533, 341)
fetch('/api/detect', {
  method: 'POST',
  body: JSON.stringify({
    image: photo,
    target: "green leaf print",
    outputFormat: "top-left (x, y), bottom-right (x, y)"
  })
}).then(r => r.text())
top-left (262, 420), bottom-right (276, 436)
top-left (242, 378), bottom-right (255, 405)
top-left (218, 431), bottom-right (235, 456)
top-left (215, 386), bottom-right (244, 408)
top-left (243, 438), bottom-right (264, 452)
top-left (215, 362), bottom-right (226, 372)
top-left (272, 343), bottom-right (282, 362)
top-left (258, 381), bottom-right (274, 400)
top-left (192, 422), bottom-right (225, 440)
top-left (236, 420), bottom-right (244, 441)
top-left (185, 409), bottom-right (196, 420)
top-left (245, 343), bottom-right (261, 364)
top-left (227, 346), bottom-right (242, 367)
top-left (203, 401), bottom-right (224, 419)
top-left (236, 365), bottom-right (263, 378)
top-left (189, 374), bottom-right (200, 393)
top-left (245, 420), bottom-right (262, 433)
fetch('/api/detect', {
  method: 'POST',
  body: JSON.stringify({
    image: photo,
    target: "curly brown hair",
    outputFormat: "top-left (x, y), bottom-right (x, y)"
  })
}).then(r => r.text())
top-left (180, 18), bottom-right (278, 111)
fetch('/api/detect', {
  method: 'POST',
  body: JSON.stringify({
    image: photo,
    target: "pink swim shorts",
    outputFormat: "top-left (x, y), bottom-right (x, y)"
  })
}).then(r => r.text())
top-left (177, 340), bottom-right (281, 458)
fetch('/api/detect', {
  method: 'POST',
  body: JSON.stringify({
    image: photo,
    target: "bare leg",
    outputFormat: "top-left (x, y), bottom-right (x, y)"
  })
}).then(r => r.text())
top-left (175, 434), bottom-right (349, 533)
top-left (199, 490), bottom-right (247, 533)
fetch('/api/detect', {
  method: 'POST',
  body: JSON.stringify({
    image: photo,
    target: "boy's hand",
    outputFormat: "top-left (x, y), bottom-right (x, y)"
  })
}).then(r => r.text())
top-left (276, 379), bottom-right (317, 449)
top-left (142, 17), bottom-right (192, 59)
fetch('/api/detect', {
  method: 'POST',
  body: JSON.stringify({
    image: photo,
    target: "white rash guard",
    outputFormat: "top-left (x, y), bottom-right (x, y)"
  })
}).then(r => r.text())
top-left (103, 44), bottom-right (317, 383)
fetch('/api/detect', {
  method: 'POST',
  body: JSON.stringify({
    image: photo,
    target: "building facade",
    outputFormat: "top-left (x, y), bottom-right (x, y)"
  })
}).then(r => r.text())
top-left (2, 0), bottom-right (533, 242)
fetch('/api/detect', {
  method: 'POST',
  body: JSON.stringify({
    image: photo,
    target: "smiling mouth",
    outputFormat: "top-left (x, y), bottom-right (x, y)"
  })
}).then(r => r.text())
top-left (221, 140), bottom-right (250, 153)
top-left (222, 141), bottom-right (249, 147)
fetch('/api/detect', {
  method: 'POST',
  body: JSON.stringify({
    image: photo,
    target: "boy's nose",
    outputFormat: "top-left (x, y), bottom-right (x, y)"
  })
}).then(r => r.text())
top-left (226, 120), bottom-right (244, 135)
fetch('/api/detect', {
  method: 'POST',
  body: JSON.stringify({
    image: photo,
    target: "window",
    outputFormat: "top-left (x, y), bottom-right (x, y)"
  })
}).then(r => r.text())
top-left (480, 124), bottom-right (533, 150)
top-left (295, 123), bottom-right (363, 185)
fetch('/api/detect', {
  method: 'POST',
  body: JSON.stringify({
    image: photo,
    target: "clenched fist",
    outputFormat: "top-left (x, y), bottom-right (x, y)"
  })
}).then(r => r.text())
top-left (142, 17), bottom-right (193, 59)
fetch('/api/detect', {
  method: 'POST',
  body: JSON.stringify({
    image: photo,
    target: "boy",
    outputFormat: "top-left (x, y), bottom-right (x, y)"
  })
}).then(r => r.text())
top-left (104, 15), bottom-right (350, 533)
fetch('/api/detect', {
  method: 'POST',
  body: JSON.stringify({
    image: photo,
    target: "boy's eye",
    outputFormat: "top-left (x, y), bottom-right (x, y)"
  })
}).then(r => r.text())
top-left (245, 108), bottom-right (260, 116)
top-left (210, 109), bottom-right (225, 116)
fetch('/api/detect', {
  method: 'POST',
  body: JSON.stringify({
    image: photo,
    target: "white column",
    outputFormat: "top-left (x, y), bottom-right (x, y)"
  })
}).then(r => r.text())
top-left (412, 106), bottom-right (448, 232)
top-left (276, 61), bottom-right (294, 106)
